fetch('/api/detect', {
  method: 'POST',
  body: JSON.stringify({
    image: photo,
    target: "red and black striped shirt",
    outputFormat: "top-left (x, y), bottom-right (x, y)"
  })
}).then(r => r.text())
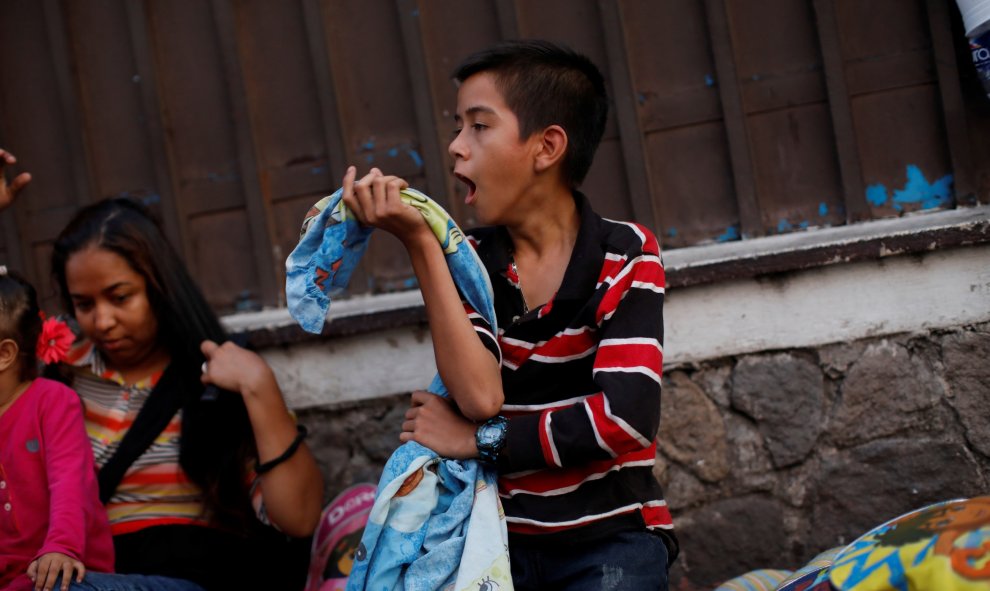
top-left (465, 192), bottom-right (676, 554)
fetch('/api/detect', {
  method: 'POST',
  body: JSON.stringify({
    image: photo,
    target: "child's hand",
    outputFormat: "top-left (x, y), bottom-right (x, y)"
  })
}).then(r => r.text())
top-left (400, 391), bottom-right (479, 459)
top-left (200, 339), bottom-right (277, 401)
top-left (0, 148), bottom-right (32, 211)
top-left (27, 552), bottom-right (84, 591)
top-left (341, 166), bottom-right (432, 246)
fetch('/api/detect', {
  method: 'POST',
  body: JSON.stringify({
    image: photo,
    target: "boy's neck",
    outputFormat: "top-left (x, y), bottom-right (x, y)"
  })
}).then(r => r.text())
top-left (505, 184), bottom-right (579, 258)
top-left (503, 184), bottom-right (580, 310)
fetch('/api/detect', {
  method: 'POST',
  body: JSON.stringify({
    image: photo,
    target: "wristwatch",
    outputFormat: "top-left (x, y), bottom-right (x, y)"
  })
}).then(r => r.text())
top-left (475, 416), bottom-right (508, 464)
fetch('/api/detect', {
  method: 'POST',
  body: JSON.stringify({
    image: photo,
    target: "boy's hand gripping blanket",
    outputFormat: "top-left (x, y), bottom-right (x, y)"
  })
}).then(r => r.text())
top-left (285, 187), bottom-right (513, 591)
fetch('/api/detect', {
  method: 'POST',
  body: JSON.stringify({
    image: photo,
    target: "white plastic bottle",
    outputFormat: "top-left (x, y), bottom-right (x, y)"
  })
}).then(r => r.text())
top-left (957, 0), bottom-right (990, 98)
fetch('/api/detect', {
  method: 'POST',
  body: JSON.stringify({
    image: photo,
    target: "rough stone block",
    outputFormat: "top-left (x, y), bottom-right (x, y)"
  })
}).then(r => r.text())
top-left (942, 328), bottom-right (990, 457)
top-left (660, 371), bottom-right (730, 483)
top-left (660, 460), bottom-right (715, 512)
top-left (831, 340), bottom-right (946, 447)
top-left (724, 414), bottom-right (775, 492)
top-left (809, 438), bottom-right (986, 551)
top-left (672, 495), bottom-right (791, 589)
top-left (819, 340), bottom-right (867, 380)
top-left (731, 353), bottom-right (825, 467)
top-left (693, 361), bottom-right (733, 408)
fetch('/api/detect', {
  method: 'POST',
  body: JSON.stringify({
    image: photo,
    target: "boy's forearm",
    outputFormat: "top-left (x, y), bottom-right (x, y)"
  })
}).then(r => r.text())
top-left (406, 234), bottom-right (504, 420)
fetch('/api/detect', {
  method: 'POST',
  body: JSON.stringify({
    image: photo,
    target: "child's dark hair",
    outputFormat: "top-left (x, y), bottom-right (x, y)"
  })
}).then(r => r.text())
top-left (453, 39), bottom-right (609, 188)
top-left (51, 198), bottom-right (257, 531)
top-left (0, 269), bottom-right (41, 381)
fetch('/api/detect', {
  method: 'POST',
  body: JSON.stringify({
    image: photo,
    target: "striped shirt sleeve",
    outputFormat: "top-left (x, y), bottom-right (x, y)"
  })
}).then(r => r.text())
top-left (463, 300), bottom-right (502, 366)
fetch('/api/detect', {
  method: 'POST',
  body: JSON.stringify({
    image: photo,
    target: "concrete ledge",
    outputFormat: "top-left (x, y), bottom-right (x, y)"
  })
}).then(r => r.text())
top-left (663, 204), bottom-right (990, 288)
top-left (266, 242), bottom-right (990, 409)
top-left (664, 242), bottom-right (990, 366)
top-left (263, 325), bottom-right (435, 410)
top-left (222, 205), bottom-right (990, 350)
top-left (222, 290), bottom-right (427, 348)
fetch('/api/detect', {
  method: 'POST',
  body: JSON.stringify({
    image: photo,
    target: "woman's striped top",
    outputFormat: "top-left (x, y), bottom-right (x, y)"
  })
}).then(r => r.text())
top-left (67, 341), bottom-right (265, 535)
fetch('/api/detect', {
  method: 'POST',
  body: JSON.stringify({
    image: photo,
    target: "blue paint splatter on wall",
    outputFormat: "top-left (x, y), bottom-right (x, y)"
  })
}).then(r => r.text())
top-left (666, 227), bottom-right (678, 238)
top-left (407, 149), bottom-right (424, 168)
top-left (704, 74), bottom-right (715, 87)
top-left (864, 165), bottom-right (954, 210)
top-left (715, 225), bottom-right (739, 242)
top-left (866, 184), bottom-right (888, 207)
top-left (777, 219), bottom-right (793, 233)
top-left (353, 141), bottom-right (425, 171)
top-left (818, 202), bottom-right (828, 216)
top-left (893, 166), bottom-right (953, 209)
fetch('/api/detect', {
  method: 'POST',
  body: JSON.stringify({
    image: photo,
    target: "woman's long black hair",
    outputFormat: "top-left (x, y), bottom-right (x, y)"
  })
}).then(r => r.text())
top-left (51, 198), bottom-right (257, 531)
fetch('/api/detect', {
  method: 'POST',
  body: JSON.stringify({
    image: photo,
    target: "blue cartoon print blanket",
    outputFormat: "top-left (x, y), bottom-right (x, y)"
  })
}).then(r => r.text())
top-left (285, 187), bottom-right (513, 591)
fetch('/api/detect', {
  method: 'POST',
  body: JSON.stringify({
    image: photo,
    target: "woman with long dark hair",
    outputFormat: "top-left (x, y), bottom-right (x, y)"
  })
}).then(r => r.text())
top-left (45, 197), bottom-right (323, 591)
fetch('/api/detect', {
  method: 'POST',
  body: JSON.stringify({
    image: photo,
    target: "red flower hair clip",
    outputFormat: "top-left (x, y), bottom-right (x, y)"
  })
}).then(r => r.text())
top-left (37, 313), bottom-right (75, 365)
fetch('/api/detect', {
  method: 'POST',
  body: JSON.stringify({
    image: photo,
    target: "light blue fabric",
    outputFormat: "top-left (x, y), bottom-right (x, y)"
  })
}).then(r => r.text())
top-left (286, 188), bottom-right (513, 591)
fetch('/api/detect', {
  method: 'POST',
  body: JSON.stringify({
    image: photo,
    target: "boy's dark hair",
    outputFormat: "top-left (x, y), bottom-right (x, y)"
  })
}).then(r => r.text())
top-left (453, 39), bottom-right (608, 188)
top-left (51, 198), bottom-right (256, 531)
top-left (0, 269), bottom-right (41, 381)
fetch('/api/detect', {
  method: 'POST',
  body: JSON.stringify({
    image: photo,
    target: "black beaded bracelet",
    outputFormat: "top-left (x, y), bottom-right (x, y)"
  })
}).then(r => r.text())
top-left (256, 424), bottom-right (308, 475)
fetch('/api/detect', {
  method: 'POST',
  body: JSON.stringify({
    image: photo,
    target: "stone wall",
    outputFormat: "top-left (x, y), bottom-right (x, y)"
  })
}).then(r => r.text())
top-left (659, 321), bottom-right (990, 589)
top-left (295, 321), bottom-right (990, 590)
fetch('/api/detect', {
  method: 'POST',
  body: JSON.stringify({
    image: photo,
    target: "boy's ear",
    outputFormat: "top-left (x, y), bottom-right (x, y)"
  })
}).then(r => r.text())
top-left (533, 125), bottom-right (568, 174)
top-left (0, 339), bottom-right (19, 373)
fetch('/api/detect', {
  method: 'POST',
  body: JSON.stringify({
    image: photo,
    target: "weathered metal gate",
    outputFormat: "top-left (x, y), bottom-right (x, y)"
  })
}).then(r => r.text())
top-left (1, 0), bottom-right (986, 311)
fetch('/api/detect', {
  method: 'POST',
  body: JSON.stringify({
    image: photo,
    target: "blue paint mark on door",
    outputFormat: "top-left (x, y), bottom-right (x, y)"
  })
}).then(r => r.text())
top-left (864, 165), bottom-right (954, 210)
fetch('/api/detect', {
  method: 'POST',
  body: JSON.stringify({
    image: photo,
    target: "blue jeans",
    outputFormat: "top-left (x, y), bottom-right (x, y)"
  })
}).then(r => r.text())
top-left (509, 530), bottom-right (670, 591)
top-left (57, 573), bottom-right (206, 591)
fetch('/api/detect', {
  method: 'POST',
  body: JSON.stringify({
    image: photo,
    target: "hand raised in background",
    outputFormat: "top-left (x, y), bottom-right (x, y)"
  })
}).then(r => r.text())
top-left (0, 148), bottom-right (31, 211)
top-left (200, 338), bottom-right (278, 401)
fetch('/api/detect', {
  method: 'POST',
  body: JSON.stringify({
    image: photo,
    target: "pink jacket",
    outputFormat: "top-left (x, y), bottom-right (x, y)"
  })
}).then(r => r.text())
top-left (0, 378), bottom-right (114, 590)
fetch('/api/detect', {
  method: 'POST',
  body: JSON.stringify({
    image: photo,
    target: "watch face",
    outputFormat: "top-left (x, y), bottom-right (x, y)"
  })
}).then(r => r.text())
top-left (476, 417), bottom-right (507, 462)
top-left (477, 418), bottom-right (507, 449)
top-left (478, 424), bottom-right (500, 446)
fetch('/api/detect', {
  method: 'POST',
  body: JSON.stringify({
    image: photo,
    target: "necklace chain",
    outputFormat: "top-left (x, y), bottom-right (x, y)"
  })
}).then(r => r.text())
top-left (511, 260), bottom-right (529, 314)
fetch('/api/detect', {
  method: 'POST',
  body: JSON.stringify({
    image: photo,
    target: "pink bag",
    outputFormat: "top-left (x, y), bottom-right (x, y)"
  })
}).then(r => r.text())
top-left (305, 483), bottom-right (377, 591)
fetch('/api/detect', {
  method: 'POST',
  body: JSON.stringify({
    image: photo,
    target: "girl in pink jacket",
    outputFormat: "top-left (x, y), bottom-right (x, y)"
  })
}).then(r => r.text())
top-left (0, 268), bottom-right (113, 591)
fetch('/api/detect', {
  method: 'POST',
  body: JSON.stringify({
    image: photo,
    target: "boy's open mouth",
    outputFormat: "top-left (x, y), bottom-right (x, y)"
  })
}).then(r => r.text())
top-left (454, 172), bottom-right (477, 204)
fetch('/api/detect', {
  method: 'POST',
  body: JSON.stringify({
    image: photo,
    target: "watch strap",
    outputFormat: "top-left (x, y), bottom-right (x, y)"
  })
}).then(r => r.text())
top-left (476, 415), bottom-right (508, 464)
